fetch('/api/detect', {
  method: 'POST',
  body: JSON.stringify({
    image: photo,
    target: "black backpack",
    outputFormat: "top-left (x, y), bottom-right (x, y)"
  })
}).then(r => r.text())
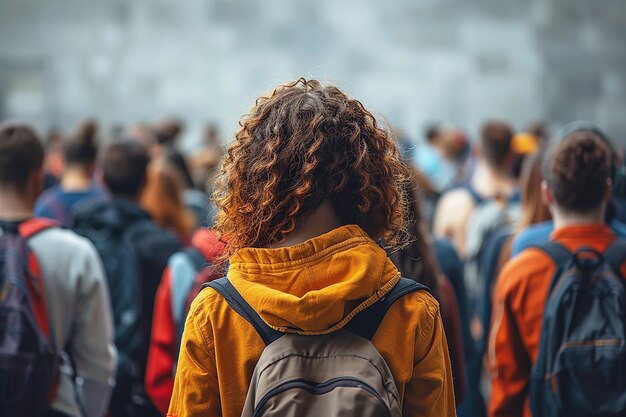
top-left (73, 219), bottom-right (151, 416)
top-left (0, 219), bottom-right (59, 417)
top-left (530, 240), bottom-right (626, 417)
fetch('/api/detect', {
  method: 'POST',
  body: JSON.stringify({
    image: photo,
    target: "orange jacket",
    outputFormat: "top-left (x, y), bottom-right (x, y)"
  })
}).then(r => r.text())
top-left (488, 225), bottom-right (626, 417)
top-left (168, 225), bottom-right (456, 417)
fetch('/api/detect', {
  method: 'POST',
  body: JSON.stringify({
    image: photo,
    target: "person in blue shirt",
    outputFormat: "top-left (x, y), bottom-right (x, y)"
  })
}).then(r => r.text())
top-left (35, 119), bottom-right (107, 227)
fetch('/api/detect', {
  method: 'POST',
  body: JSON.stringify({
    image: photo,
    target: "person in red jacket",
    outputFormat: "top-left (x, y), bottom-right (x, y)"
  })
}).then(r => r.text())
top-left (145, 228), bottom-right (226, 414)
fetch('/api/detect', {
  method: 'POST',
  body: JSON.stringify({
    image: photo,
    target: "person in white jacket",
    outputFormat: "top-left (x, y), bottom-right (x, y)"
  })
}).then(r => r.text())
top-left (0, 122), bottom-right (117, 417)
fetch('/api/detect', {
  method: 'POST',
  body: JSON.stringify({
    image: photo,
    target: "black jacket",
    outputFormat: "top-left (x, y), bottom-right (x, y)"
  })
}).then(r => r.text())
top-left (72, 198), bottom-right (181, 416)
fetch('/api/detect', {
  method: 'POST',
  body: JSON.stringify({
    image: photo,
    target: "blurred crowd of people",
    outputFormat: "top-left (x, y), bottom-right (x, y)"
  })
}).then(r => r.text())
top-left (1, 78), bottom-right (625, 417)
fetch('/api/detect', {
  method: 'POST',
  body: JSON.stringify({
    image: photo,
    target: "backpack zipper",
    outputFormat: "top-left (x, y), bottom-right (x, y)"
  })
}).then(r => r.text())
top-left (252, 376), bottom-right (393, 417)
top-left (545, 338), bottom-right (624, 391)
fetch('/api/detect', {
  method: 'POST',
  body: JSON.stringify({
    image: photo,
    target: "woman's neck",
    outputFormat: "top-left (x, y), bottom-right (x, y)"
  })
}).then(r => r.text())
top-left (268, 201), bottom-right (344, 248)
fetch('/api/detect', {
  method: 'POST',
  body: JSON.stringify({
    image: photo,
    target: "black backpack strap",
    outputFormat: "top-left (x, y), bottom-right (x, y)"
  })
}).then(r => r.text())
top-left (345, 277), bottom-right (431, 340)
top-left (604, 238), bottom-right (626, 277)
top-left (528, 241), bottom-right (573, 267)
top-left (204, 278), bottom-right (282, 346)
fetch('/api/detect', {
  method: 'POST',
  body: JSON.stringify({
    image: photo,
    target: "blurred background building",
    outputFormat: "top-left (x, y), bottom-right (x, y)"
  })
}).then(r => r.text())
top-left (1, 0), bottom-right (625, 145)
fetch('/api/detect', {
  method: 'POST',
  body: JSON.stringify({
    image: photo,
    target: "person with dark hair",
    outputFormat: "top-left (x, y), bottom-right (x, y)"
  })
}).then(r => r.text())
top-left (0, 122), bottom-right (117, 417)
top-left (511, 122), bottom-right (626, 256)
top-left (35, 119), bottom-right (107, 227)
top-left (168, 79), bottom-right (455, 417)
top-left (489, 131), bottom-right (626, 417)
top-left (72, 139), bottom-right (181, 417)
top-left (433, 120), bottom-right (517, 257)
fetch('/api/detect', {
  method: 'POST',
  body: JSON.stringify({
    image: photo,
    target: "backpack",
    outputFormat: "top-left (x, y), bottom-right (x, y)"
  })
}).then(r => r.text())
top-left (462, 185), bottom-right (520, 343)
top-left (205, 277), bottom-right (428, 417)
top-left (0, 218), bottom-right (59, 417)
top-left (169, 247), bottom-right (207, 346)
top-left (73, 219), bottom-right (152, 415)
top-left (463, 185), bottom-right (520, 301)
top-left (530, 240), bottom-right (626, 417)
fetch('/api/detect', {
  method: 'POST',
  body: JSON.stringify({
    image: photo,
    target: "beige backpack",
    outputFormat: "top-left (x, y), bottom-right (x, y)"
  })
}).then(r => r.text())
top-left (205, 277), bottom-right (429, 417)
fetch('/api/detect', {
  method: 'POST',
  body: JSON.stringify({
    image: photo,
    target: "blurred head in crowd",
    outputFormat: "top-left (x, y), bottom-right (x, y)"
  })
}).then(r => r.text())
top-left (140, 158), bottom-right (195, 242)
top-left (479, 120), bottom-right (514, 171)
top-left (204, 123), bottom-right (221, 147)
top-left (213, 78), bottom-right (411, 254)
top-left (154, 117), bottom-right (184, 146)
top-left (188, 123), bottom-right (225, 191)
top-left (45, 127), bottom-right (65, 178)
top-left (126, 123), bottom-right (163, 158)
top-left (526, 121), bottom-right (550, 145)
top-left (518, 148), bottom-right (551, 231)
top-left (102, 139), bottom-right (150, 200)
top-left (64, 118), bottom-right (99, 177)
top-left (0, 123), bottom-right (45, 208)
top-left (425, 123), bottom-right (442, 145)
top-left (542, 131), bottom-right (612, 220)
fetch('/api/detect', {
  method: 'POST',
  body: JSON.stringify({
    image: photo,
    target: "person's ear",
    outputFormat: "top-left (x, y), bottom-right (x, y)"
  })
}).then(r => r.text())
top-left (541, 180), bottom-right (554, 206)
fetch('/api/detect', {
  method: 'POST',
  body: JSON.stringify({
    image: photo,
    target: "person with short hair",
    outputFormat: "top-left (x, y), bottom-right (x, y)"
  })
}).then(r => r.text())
top-left (35, 119), bottom-right (107, 227)
top-left (510, 123), bottom-right (626, 256)
top-left (0, 122), bottom-right (117, 417)
top-left (72, 139), bottom-right (181, 417)
top-left (488, 131), bottom-right (625, 417)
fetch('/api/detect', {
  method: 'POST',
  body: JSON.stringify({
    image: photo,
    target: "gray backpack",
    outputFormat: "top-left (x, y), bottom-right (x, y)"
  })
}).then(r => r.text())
top-left (206, 277), bottom-right (428, 417)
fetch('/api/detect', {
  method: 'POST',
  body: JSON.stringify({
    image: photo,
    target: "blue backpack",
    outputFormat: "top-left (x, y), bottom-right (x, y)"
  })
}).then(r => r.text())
top-left (530, 240), bottom-right (626, 417)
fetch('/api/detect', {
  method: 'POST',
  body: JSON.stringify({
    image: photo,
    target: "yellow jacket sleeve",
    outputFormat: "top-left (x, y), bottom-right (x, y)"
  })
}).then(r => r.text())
top-left (167, 293), bottom-right (221, 417)
top-left (403, 302), bottom-right (457, 417)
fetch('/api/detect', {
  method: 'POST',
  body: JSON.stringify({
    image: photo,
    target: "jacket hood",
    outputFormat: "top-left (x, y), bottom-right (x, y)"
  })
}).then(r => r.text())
top-left (72, 197), bottom-right (152, 232)
top-left (191, 228), bottom-right (226, 264)
top-left (227, 225), bottom-right (400, 334)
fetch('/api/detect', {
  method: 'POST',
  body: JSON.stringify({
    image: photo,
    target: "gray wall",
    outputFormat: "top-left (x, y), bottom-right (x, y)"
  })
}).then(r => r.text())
top-left (1, 0), bottom-right (625, 145)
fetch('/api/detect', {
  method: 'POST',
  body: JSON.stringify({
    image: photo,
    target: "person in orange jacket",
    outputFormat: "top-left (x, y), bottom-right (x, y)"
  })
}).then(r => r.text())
top-left (488, 129), bottom-right (626, 417)
top-left (145, 228), bottom-right (225, 414)
top-left (167, 79), bottom-right (456, 417)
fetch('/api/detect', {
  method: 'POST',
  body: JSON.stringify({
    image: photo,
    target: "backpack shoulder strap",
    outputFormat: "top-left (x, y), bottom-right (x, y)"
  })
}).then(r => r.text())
top-left (604, 238), bottom-right (626, 277)
top-left (184, 247), bottom-right (206, 271)
top-left (18, 218), bottom-right (59, 239)
top-left (204, 277), bottom-right (282, 346)
top-left (345, 277), bottom-right (431, 340)
top-left (460, 183), bottom-right (485, 206)
top-left (528, 241), bottom-right (572, 267)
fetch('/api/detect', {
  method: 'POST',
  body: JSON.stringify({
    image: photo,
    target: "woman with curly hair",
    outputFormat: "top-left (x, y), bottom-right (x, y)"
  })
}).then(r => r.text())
top-left (168, 79), bottom-right (455, 417)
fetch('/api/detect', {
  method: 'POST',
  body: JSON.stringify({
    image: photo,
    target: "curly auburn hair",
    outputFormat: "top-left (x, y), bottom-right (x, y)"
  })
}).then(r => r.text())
top-left (213, 78), bottom-right (411, 252)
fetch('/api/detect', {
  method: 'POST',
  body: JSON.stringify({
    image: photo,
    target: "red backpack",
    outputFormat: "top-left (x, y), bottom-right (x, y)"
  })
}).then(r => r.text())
top-left (0, 218), bottom-right (60, 416)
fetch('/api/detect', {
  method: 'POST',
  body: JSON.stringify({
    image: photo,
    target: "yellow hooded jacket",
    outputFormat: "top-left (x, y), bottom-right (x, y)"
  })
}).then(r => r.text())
top-left (168, 225), bottom-right (456, 417)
